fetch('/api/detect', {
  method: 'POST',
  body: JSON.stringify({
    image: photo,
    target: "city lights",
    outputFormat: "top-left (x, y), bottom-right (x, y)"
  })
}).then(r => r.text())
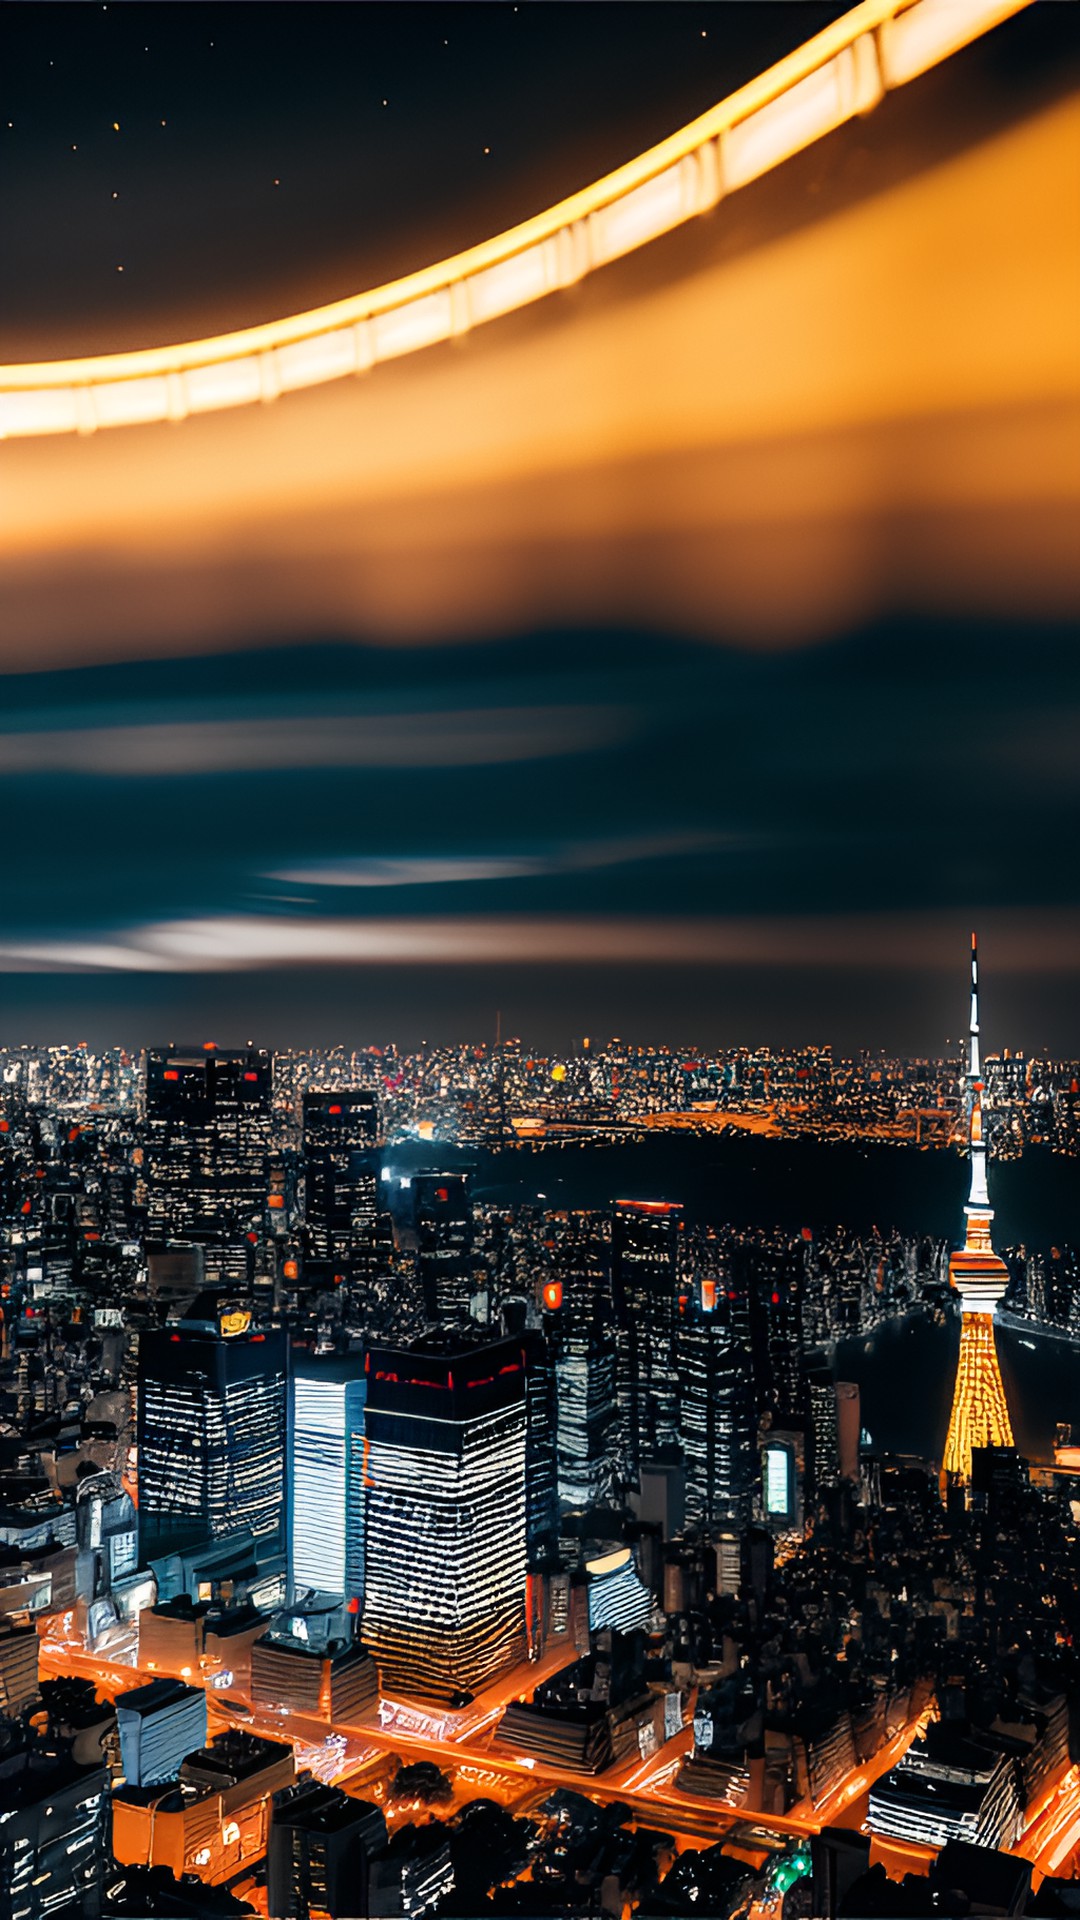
top-left (3, 1), bottom-right (1078, 1913)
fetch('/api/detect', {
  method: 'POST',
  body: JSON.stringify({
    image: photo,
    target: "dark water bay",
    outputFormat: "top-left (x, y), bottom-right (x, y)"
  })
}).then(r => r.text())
top-left (387, 1128), bottom-right (1080, 1249)
top-left (384, 1129), bottom-right (1080, 1460)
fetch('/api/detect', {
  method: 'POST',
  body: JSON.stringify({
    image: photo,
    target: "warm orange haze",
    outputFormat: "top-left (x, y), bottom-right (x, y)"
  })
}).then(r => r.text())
top-left (2, 0), bottom-right (1077, 668)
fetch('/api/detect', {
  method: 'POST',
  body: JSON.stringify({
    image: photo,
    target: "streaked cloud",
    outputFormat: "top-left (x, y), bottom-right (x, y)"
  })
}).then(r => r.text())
top-left (0, 704), bottom-right (629, 776)
top-left (269, 831), bottom-right (725, 889)
top-left (3, 910), bottom-right (1077, 975)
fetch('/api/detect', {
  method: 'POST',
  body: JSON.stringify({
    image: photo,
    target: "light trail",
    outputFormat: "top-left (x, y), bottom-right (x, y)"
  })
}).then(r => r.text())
top-left (0, 0), bottom-right (1032, 440)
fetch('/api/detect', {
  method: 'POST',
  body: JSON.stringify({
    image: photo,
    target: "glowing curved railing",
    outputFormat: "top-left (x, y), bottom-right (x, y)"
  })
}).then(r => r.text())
top-left (0, 0), bottom-right (1030, 440)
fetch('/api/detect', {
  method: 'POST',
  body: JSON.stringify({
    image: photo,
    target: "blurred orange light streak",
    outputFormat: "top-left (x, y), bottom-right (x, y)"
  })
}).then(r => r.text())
top-left (0, 0), bottom-right (1033, 436)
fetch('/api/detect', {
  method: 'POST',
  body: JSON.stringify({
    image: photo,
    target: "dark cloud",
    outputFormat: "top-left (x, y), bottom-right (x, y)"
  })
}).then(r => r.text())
top-left (0, 620), bottom-right (1076, 1050)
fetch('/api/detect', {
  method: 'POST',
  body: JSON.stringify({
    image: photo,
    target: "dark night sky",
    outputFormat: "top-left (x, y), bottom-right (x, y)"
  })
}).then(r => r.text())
top-left (1, 2), bottom-right (848, 355)
top-left (1, 4), bottom-right (1078, 1054)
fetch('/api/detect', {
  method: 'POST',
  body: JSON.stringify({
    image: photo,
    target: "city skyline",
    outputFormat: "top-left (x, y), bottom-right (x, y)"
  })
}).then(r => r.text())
top-left (2, 10), bottom-right (1080, 1908)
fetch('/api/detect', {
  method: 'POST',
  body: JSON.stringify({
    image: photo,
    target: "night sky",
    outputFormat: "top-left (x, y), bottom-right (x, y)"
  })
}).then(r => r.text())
top-left (1, 3), bottom-right (1078, 1053)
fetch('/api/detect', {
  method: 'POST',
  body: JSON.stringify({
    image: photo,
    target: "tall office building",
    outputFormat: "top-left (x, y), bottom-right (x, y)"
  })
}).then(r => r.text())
top-left (805, 1355), bottom-right (841, 1498)
top-left (553, 1318), bottom-right (619, 1513)
top-left (290, 1356), bottom-right (367, 1605)
top-left (943, 936), bottom-right (1015, 1481)
top-left (520, 1330), bottom-right (558, 1559)
top-left (361, 1329), bottom-right (526, 1699)
top-left (411, 1173), bottom-right (474, 1321)
top-left (749, 1248), bottom-right (807, 1424)
top-left (302, 1090), bottom-right (380, 1286)
top-left (137, 1293), bottom-right (287, 1567)
top-left (676, 1287), bottom-right (755, 1529)
top-left (611, 1200), bottom-right (682, 1477)
top-left (144, 1046), bottom-right (273, 1283)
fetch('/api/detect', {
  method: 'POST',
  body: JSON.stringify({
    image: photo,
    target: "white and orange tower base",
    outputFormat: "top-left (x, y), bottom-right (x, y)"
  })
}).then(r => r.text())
top-left (942, 935), bottom-right (1014, 1482)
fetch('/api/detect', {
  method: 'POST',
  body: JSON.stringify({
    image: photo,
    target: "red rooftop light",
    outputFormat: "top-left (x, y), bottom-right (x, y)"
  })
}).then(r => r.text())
top-left (163, 1069), bottom-right (179, 1081)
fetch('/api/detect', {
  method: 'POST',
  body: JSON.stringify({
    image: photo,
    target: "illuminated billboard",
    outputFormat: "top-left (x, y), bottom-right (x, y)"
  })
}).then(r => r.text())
top-left (763, 1441), bottom-right (794, 1522)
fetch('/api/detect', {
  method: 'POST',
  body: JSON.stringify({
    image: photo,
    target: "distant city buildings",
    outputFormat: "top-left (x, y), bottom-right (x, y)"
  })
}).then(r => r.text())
top-left (0, 956), bottom-right (1077, 1916)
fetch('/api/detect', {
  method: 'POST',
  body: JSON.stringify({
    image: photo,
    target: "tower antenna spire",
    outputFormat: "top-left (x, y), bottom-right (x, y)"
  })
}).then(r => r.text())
top-left (968, 930), bottom-right (981, 1084)
top-left (942, 933), bottom-right (1013, 1483)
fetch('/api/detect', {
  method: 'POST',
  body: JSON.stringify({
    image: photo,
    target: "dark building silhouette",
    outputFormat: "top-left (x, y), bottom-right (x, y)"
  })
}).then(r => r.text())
top-left (268, 1779), bottom-right (387, 1920)
top-left (144, 1048), bottom-right (273, 1284)
top-left (611, 1200), bottom-right (682, 1479)
top-left (301, 1090), bottom-right (379, 1287)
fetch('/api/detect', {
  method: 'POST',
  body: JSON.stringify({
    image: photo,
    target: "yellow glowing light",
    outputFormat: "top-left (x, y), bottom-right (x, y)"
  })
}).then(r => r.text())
top-left (551, 1063), bottom-right (566, 1082)
top-left (942, 1311), bottom-right (1014, 1480)
top-left (0, 0), bottom-right (1033, 439)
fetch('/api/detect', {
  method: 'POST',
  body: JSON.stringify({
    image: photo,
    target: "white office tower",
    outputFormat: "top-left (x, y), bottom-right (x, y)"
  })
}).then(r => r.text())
top-left (361, 1332), bottom-right (527, 1700)
top-left (290, 1359), bottom-right (366, 1606)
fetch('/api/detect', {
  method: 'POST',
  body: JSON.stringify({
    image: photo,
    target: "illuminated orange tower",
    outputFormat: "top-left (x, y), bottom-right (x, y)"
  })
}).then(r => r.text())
top-left (942, 934), bottom-right (1014, 1481)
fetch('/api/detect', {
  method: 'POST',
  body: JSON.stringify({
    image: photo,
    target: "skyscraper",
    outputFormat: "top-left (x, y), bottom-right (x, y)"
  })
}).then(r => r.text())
top-left (302, 1090), bottom-right (380, 1286)
top-left (942, 936), bottom-right (1015, 1481)
top-left (290, 1356), bottom-right (367, 1605)
top-left (411, 1172), bottom-right (474, 1321)
top-left (361, 1329), bottom-right (526, 1699)
top-left (611, 1200), bottom-right (682, 1479)
top-left (520, 1329), bottom-right (558, 1559)
top-left (553, 1318), bottom-right (619, 1513)
top-left (137, 1293), bottom-right (287, 1567)
top-left (144, 1046), bottom-right (273, 1283)
top-left (0, 1742), bottom-right (109, 1920)
top-left (676, 1286), bottom-right (756, 1529)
